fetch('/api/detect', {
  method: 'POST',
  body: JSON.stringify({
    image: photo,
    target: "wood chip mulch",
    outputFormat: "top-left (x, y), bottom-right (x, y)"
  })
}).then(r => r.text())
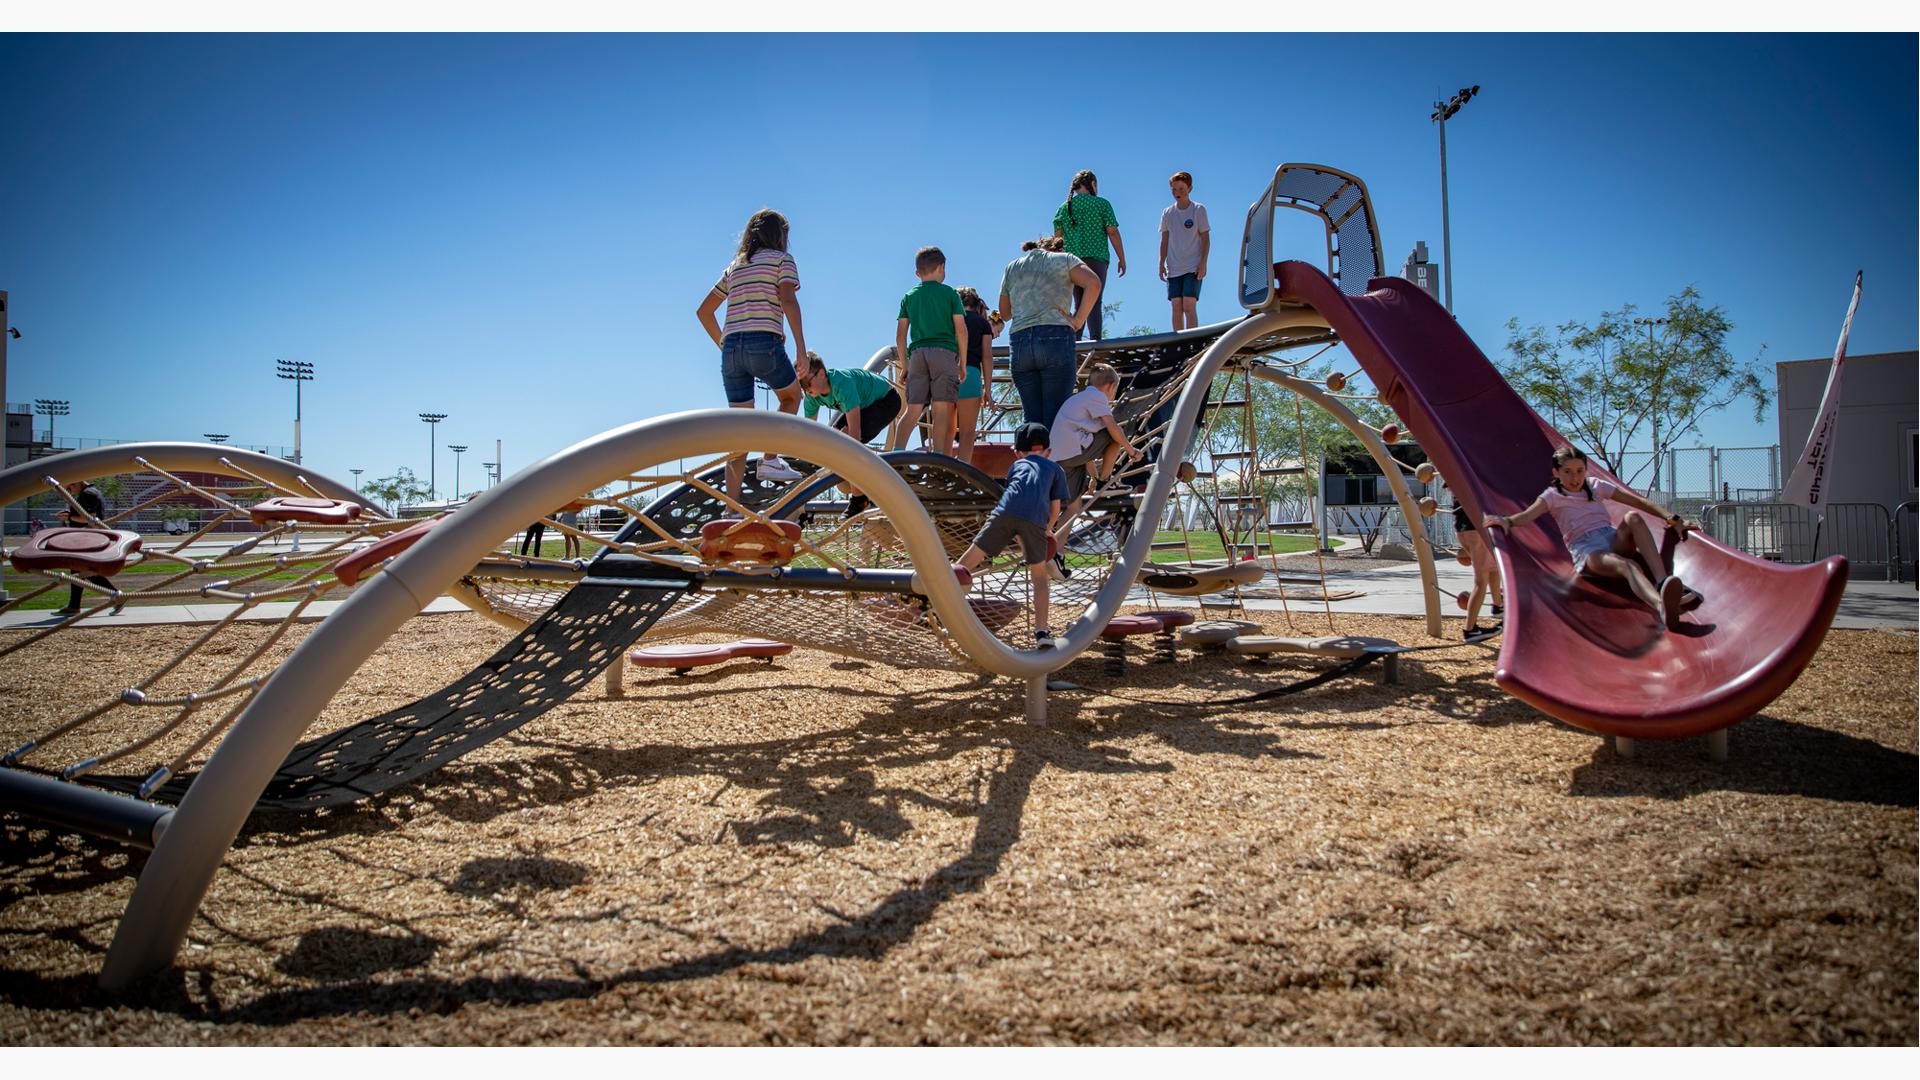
top-left (1, 609), bottom-right (1913, 1045)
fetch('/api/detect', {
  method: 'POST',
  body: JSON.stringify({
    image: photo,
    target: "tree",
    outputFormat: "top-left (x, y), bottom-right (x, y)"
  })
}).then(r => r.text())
top-left (359, 467), bottom-right (430, 516)
top-left (1498, 287), bottom-right (1770, 488)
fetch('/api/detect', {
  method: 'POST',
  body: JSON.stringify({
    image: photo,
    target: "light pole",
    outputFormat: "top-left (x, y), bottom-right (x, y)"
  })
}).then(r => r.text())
top-left (448, 444), bottom-right (468, 501)
top-left (482, 461), bottom-right (498, 488)
top-left (1430, 84), bottom-right (1480, 315)
top-left (1633, 316), bottom-right (1670, 492)
top-left (203, 433), bottom-right (229, 444)
top-left (349, 468), bottom-right (364, 492)
top-left (33, 399), bottom-right (69, 450)
top-left (418, 412), bottom-right (447, 500)
top-left (275, 359), bottom-right (314, 464)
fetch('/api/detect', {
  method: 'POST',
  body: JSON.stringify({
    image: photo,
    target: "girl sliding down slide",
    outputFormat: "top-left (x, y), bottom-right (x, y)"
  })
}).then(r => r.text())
top-left (1485, 446), bottom-right (1700, 631)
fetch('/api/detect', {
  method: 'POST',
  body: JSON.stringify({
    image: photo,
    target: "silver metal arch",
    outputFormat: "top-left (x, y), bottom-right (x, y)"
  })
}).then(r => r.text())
top-left (95, 305), bottom-right (1440, 987)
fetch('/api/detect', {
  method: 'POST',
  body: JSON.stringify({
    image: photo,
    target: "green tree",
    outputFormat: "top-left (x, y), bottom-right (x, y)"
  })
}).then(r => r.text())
top-left (1498, 287), bottom-right (1770, 487)
top-left (360, 467), bottom-right (430, 516)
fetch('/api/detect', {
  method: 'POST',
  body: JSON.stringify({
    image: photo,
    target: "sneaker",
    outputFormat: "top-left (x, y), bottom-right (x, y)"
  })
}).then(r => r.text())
top-left (1660, 575), bottom-right (1686, 631)
top-left (54, 605), bottom-right (81, 616)
top-left (1679, 587), bottom-right (1704, 611)
top-left (1464, 623), bottom-right (1502, 642)
top-left (1051, 553), bottom-right (1072, 580)
top-left (756, 456), bottom-right (801, 482)
top-left (1490, 603), bottom-right (1505, 617)
top-left (1034, 630), bottom-right (1054, 646)
top-left (843, 494), bottom-right (871, 518)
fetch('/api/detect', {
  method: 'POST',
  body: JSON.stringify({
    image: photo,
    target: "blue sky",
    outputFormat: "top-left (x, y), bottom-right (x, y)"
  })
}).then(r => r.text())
top-left (2, 32), bottom-right (1913, 496)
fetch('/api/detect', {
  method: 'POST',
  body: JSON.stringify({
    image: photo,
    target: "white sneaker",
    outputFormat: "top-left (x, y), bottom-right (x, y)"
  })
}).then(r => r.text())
top-left (756, 456), bottom-right (801, 482)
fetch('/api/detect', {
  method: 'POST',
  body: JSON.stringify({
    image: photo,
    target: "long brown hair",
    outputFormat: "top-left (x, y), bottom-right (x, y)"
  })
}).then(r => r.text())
top-left (1066, 169), bottom-right (1097, 226)
top-left (733, 209), bottom-right (789, 265)
top-left (1549, 446), bottom-right (1595, 500)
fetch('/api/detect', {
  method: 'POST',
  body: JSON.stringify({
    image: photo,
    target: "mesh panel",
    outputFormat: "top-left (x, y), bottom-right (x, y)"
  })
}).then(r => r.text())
top-left (1240, 195), bottom-right (1274, 310)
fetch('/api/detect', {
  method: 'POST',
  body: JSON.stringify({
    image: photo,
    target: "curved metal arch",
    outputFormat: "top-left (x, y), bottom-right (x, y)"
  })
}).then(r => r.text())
top-left (97, 306), bottom-right (1421, 987)
top-left (1244, 364), bottom-right (1444, 637)
top-left (98, 410), bottom-right (1072, 987)
top-left (0, 442), bottom-right (372, 513)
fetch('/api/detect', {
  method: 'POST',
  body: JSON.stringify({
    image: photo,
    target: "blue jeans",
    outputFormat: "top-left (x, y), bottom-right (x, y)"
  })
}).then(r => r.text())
top-left (1009, 324), bottom-right (1078, 429)
top-left (1075, 258), bottom-right (1110, 341)
top-left (720, 331), bottom-right (796, 405)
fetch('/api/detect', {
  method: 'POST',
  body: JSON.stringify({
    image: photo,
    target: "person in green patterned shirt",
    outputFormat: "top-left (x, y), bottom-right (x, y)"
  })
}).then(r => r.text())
top-left (1052, 169), bottom-right (1126, 341)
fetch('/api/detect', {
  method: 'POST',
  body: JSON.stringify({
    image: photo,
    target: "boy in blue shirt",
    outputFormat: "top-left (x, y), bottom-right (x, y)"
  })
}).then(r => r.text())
top-left (952, 422), bottom-right (1069, 644)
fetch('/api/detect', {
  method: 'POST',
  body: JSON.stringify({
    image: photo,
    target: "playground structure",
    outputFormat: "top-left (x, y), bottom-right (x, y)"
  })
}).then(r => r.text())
top-left (0, 163), bottom-right (1847, 990)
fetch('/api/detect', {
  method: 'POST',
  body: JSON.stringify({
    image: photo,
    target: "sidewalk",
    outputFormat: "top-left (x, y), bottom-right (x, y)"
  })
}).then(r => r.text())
top-left (2, 558), bottom-right (1911, 632)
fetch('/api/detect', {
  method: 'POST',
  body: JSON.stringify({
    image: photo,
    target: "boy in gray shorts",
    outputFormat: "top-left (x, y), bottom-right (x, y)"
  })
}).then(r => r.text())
top-left (892, 246), bottom-right (969, 457)
top-left (952, 422), bottom-right (1070, 644)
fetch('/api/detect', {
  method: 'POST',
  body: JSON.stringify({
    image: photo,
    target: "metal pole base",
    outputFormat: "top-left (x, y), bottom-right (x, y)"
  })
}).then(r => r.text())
top-left (1025, 675), bottom-right (1048, 725)
top-left (1613, 735), bottom-right (1635, 759)
top-left (604, 652), bottom-right (624, 699)
top-left (1706, 729), bottom-right (1728, 763)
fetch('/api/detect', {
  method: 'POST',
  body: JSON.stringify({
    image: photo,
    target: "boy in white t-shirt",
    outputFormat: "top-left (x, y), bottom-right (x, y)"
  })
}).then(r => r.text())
top-left (1050, 362), bottom-right (1142, 501)
top-left (1485, 446), bottom-right (1700, 631)
top-left (1158, 171), bottom-right (1210, 331)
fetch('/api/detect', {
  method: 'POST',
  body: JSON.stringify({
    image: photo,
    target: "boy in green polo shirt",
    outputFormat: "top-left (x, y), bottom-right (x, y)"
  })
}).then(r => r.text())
top-left (892, 246), bottom-right (968, 458)
top-left (798, 352), bottom-right (902, 447)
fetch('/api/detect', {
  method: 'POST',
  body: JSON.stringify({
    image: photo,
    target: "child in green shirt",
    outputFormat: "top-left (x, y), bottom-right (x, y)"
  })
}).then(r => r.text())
top-left (891, 246), bottom-right (969, 458)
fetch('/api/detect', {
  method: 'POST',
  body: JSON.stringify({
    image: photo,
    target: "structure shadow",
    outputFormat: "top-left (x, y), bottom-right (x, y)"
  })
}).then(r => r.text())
top-left (1567, 714), bottom-right (1918, 808)
top-left (0, 659), bottom-right (1356, 1024)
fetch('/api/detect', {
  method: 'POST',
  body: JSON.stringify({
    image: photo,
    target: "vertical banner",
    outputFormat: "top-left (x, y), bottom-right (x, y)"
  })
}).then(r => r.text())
top-left (1780, 272), bottom-right (1864, 512)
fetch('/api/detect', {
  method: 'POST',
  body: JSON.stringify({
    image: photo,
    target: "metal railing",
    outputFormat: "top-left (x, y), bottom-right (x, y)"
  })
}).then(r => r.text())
top-left (1895, 502), bottom-right (1916, 584)
top-left (1700, 500), bottom-right (1896, 580)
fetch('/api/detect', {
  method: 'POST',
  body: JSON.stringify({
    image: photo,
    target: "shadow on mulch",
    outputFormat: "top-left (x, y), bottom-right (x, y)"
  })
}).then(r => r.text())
top-left (1567, 714), bottom-right (1918, 808)
top-left (0, 736), bottom-right (1054, 1026)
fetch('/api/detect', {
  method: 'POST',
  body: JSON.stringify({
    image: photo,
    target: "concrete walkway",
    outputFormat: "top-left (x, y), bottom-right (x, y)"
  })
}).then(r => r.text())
top-left (2, 557), bottom-right (1911, 633)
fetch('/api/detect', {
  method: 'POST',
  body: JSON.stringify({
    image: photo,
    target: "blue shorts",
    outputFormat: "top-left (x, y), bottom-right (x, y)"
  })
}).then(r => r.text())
top-left (1167, 273), bottom-right (1202, 300)
top-left (958, 363), bottom-right (984, 401)
top-left (720, 331), bottom-right (796, 405)
top-left (1567, 526), bottom-right (1617, 566)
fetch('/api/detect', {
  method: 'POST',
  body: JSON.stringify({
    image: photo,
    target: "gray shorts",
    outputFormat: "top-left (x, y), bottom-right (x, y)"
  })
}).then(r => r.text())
top-left (1055, 427), bottom-right (1114, 469)
top-left (971, 514), bottom-right (1050, 566)
top-left (906, 346), bottom-right (961, 404)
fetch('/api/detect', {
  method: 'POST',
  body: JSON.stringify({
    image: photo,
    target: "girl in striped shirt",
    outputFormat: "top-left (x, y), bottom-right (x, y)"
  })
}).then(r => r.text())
top-left (697, 208), bottom-right (810, 496)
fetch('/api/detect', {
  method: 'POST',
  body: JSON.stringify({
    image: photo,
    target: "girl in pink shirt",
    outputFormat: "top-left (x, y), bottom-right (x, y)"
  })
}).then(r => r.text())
top-left (1485, 447), bottom-right (1699, 631)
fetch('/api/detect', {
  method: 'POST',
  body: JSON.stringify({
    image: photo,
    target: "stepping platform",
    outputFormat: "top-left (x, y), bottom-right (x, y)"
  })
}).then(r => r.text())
top-left (7, 527), bottom-right (143, 576)
top-left (1139, 561), bottom-right (1264, 596)
top-left (335, 516), bottom-right (444, 585)
top-left (1096, 610), bottom-right (1196, 673)
top-left (1225, 633), bottom-right (1405, 685)
top-left (699, 519), bottom-right (804, 566)
top-left (628, 639), bottom-right (792, 675)
top-left (966, 597), bottom-right (1026, 632)
top-left (1179, 618), bottom-right (1260, 648)
top-left (1224, 634), bottom-right (1399, 658)
top-left (249, 497), bottom-right (364, 526)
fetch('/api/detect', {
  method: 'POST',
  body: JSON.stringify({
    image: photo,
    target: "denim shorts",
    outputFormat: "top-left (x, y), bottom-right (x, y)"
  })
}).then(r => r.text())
top-left (1567, 526), bottom-right (1617, 566)
top-left (720, 331), bottom-right (796, 405)
top-left (958, 364), bottom-right (984, 401)
top-left (1166, 273), bottom-right (1202, 300)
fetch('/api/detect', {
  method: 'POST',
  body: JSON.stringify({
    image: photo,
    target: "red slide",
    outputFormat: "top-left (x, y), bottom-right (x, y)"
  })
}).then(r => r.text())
top-left (1276, 261), bottom-right (1848, 738)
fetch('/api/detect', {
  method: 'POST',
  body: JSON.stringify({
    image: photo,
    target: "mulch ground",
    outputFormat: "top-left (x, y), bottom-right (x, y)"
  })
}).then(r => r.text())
top-left (0, 608), bottom-right (1913, 1045)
